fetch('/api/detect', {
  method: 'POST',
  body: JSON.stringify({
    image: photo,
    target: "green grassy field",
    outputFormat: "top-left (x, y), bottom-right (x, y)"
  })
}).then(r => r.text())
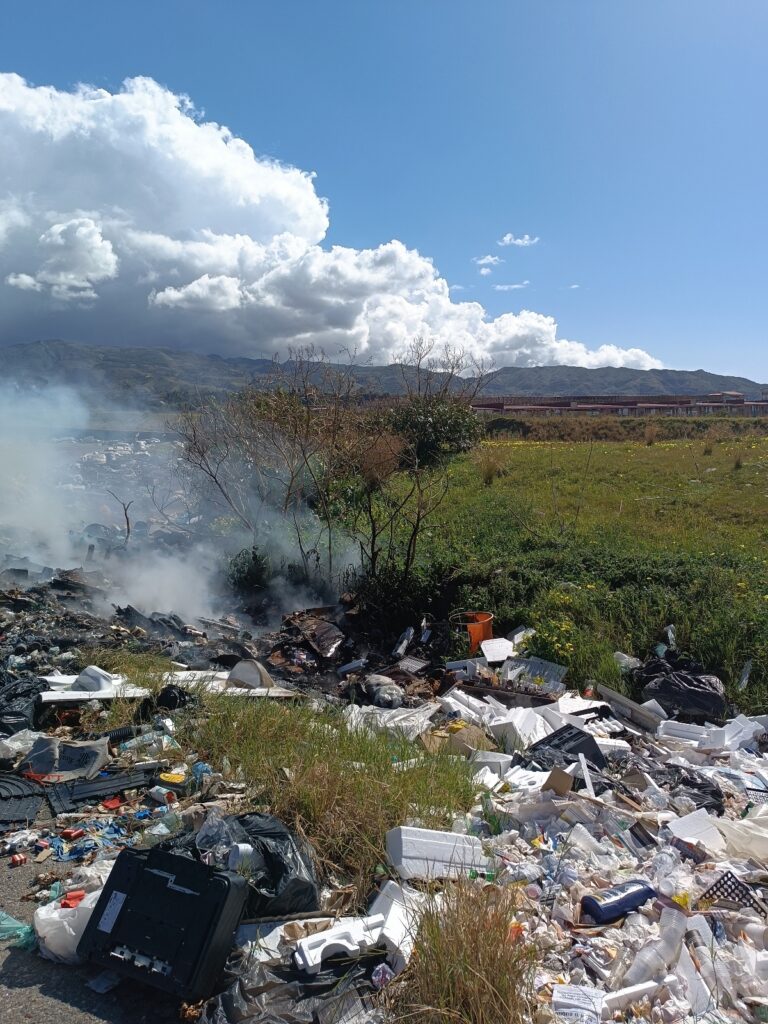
top-left (371, 434), bottom-right (768, 711)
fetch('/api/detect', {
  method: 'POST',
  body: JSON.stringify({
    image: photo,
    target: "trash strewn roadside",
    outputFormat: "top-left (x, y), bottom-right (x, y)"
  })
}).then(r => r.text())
top-left (2, 582), bottom-right (768, 1024)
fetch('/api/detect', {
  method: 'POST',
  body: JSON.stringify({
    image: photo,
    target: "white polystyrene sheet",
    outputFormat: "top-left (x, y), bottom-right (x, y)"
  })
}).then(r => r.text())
top-left (488, 706), bottom-right (552, 751)
top-left (715, 805), bottom-right (768, 860)
top-left (368, 880), bottom-right (428, 973)
top-left (667, 808), bottom-right (726, 856)
top-left (479, 638), bottom-right (517, 663)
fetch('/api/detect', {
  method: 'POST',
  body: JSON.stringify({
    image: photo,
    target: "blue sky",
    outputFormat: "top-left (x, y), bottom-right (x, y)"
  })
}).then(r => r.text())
top-left (0, 1), bottom-right (766, 377)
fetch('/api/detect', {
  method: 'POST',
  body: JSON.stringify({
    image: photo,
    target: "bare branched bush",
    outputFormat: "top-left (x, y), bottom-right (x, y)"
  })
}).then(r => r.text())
top-left (175, 342), bottom-right (455, 588)
top-left (393, 335), bottom-right (495, 401)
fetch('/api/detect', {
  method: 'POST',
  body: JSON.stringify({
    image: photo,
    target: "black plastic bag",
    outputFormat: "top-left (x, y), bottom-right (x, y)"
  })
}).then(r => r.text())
top-left (198, 957), bottom-right (383, 1024)
top-left (0, 675), bottom-right (45, 736)
top-left (159, 812), bottom-right (320, 919)
top-left (234, 813), bottom-right (320, 919)
top-left (652, 764), bottom-right (725, 816)
top-left (135, 682), bottom-right (197, 722)
top-left (635, 652), bottom-right (727, 721)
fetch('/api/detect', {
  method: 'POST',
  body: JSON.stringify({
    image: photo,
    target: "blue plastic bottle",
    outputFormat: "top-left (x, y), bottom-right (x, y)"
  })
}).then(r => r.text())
top-left (580, 880), bottom-right (656, 924)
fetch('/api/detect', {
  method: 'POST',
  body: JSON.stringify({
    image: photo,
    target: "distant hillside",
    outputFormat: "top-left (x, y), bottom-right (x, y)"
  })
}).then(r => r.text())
top-left (2, 340), bottom-right (764, 408)
top-left (481, 364), bottom-right (765, 398)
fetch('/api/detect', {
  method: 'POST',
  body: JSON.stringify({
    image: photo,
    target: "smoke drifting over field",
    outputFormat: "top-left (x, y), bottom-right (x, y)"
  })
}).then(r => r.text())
top-left (0, 385), bottom-right (353, 624)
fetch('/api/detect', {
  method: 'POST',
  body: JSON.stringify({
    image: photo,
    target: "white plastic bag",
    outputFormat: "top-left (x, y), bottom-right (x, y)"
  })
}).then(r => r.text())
top-left (0, 729), bottom-right (43, 761)
top-left (69, 858), bottom-right (116, 892)
top-left (34, 888), bottom-right (103, 963)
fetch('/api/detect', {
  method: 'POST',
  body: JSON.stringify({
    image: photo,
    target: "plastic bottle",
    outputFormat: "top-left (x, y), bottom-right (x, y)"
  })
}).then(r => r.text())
top-left (569, 823), bottom-right (606, 857)
top-left (622, 909), bottom-right (687, 986)
top-left (581, 879), bottom-right (656, 924)
top-left (501, 861), bottom-right (542, 884)
top-left (734, 916), bottom-right (768, 949)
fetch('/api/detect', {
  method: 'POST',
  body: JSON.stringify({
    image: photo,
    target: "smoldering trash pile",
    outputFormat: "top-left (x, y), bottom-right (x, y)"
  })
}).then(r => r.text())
top-left (2, 581), bottom-right (768, 1024)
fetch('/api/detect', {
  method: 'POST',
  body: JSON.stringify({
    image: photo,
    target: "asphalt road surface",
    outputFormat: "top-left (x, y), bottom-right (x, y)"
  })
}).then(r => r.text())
top-left (0, 849), bottom-right (179, 1024)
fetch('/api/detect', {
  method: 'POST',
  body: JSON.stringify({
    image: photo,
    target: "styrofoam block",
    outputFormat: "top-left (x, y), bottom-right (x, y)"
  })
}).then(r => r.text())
top-left (386, 826), bottom-right (494, 880)
top-left (641, 699), bottom-right (668, 720)
top-left (552, 695), bottom-right (609, 716)
top-left (439, 688), bottom-right (492, 721)
top-left (503, 766), bottom-right (553, 793)
top-left (469, 750), bottom-right (514, 777)
top-left (437, 695), bottom-right (483, 726)
top-left (368, 881), bottom-right (428, 973)
top-left (534, 704), bottom-right (585, 734)
top-left (344, 703), bottom-right (439, 741)
top-left (39, 683), bottom-right (150, 704)
top-left (657, 720), bottom-right (708, 742)
top-left (473, 765), bottom-right (500, 790)
top-left (488, 707), bottom-right (552, 750)
top-left (602, 977), bottom-right (673, 1016)
top-left (293, 914), bottom-right (385, 974)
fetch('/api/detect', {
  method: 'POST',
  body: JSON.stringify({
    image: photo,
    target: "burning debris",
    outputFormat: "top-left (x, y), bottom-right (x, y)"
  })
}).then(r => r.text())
top-left (2, 549), bottom-right (768, 1024)
top-left (1, 414), bottom-right (768, 1024)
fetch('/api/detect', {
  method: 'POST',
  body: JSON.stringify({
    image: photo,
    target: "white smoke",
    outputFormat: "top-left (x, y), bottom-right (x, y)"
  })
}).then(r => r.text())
top-left (0, 383), bottom-right (357, 624)
top-left (0, 384), bottom-right (91, 563)
top-left (0, 73), bottom-right (661, 371)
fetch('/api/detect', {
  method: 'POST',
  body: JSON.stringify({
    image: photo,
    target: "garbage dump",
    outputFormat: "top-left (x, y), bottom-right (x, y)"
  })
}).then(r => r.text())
top-left (2, 567), bottom-right (768, 1024)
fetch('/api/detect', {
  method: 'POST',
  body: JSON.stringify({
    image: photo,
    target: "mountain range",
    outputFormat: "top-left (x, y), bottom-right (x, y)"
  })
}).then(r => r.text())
top-left (2, 340), bottom-right (764, 409)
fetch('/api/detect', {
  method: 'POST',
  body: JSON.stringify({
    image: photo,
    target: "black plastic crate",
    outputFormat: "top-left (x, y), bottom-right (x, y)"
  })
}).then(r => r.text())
top-left (77, 847), bottom-right (248, 1001)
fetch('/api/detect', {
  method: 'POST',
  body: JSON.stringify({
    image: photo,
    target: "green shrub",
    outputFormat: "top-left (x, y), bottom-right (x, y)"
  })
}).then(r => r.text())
top-left (388, 396), bottom-right (482, 464)
top-left (227, 545), bottom-right (270, 595)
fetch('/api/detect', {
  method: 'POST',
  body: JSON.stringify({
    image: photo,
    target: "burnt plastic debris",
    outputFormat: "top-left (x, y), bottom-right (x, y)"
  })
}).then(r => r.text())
top-left (46, 765), bottom-right (159, 814)
top-left (635, 651), bottom-right (727, 720)
top-left (161, 812), bottom-right (320, 919)
top-left (198, 957), bottom-right (384, 1024)
top-left (283, 609), bottom-right (346, 660)
top-left (525, 724), bottom-right (608, 771)
top-left (0, 773), bottom-right (45, 832)
top-left (77, 847), bottom-right (248, 1001)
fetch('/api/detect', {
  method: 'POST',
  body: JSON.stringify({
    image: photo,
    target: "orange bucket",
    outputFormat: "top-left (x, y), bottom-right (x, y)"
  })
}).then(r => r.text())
top-left (450, 610), bottom-right (494, 654)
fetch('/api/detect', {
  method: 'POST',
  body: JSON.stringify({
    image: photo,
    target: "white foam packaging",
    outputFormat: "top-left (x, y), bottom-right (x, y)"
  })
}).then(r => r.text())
top-left (386, 826), bottom-right (494, 880)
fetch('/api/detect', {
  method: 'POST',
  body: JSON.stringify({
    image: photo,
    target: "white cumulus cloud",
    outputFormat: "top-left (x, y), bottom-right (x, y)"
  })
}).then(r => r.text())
top-left (498, 232), bottom-right (539, 247)
top-left (495, 281), bottom-right (529, 291)
top-left (473, 254), bottom-right (503, 268)
top-left (0, 73), bottom-right (661, 370)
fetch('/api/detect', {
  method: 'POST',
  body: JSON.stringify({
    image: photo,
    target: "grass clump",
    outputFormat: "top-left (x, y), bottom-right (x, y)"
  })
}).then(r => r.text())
top-left (179, 698), bottom-right (476, 899)
top-left (388, 882), bottom-right (536, 1024)
top-left (473, 446), bottom-right (508, 486)
top-left (76, 648), bottom-right (179, 730)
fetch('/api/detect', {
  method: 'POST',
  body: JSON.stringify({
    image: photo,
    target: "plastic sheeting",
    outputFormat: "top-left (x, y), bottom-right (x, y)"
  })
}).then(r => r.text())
top-left (198, 957), bottom-right (385, 1024)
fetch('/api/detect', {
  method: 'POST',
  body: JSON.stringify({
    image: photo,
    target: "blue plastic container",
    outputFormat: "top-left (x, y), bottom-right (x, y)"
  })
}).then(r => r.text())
top-left (580, 880), bottom-right (656, 924)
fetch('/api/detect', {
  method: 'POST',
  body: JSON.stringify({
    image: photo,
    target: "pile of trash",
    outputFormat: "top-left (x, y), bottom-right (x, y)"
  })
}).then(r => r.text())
top-left (2, 580), bottom-right (768, 1024)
